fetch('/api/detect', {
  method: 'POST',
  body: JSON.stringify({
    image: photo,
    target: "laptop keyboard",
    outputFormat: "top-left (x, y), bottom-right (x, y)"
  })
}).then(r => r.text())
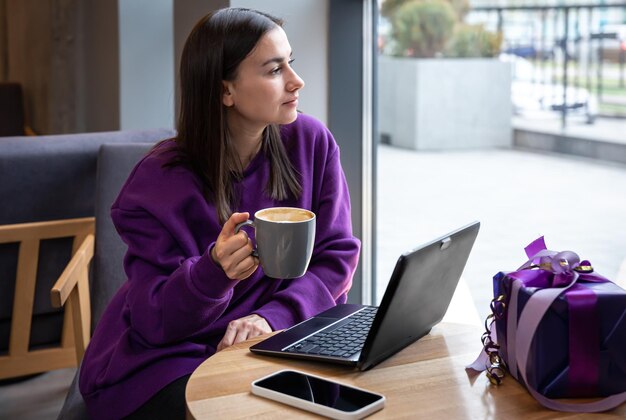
top-left (285, 306), bottom-right (378, 358)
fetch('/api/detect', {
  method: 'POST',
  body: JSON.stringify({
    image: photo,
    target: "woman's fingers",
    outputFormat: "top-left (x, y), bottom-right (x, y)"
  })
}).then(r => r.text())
top-left (219, 212), bottom-right (249, 241)
top-left (219, 238), bottom-right (257, 279)
top-left (213, 230), bottom-right (249, 262)
top-left (237, 258), bottom-right (259, 280)
top-left (211, 213), bottom-right (259, 280)
top-left (232, 328), bottom-right (250, 346)
top-left (216, 315), bottom-right (272, 352)
top-left (216, 328), bottom-right (235, 352)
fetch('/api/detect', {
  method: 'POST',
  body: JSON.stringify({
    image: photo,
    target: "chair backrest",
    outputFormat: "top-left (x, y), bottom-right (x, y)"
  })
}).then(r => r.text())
top-left (91, 143), bottom-right (155, 329)
top-left (0, 82), bottom-right (26, 137)
top-left (0, 129), bottom-right (174, 225)
top-left (0, 129), bottom-right (173, 380)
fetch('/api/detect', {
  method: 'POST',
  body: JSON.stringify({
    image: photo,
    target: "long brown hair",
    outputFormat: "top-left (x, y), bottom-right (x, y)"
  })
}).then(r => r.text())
top-left (175, 8), bottom-right (301, 223)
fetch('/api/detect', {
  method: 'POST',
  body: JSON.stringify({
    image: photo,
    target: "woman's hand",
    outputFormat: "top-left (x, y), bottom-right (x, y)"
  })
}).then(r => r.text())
top-left (211, 212), bottom-right (259, 280)
top-left (216, 314), bottom-right (272, 351)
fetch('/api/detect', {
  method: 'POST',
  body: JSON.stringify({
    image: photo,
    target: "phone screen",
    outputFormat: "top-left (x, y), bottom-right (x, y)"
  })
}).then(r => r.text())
top-left (253, 370), bottom-right (383, 413)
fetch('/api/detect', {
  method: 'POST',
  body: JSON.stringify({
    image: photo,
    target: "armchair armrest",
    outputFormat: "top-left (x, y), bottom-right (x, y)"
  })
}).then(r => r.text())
top-left (51, 234), bottom-right (95, 308)
top-left (51, 233), bottom-right (95, 362)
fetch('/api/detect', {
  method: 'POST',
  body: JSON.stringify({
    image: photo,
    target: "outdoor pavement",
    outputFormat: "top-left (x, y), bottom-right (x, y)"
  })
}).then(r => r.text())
top-left (376, 138), bottom-right (626, 322)
top-left (513, 114), bottom-right (626, 145)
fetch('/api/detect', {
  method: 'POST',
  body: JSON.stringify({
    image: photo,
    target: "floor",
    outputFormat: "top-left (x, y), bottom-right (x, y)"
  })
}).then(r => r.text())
top-left (2, 122), bottom-right (626, 419)
top-left (0, 368), bottom-right (75, 419)
top-left (376, 143), bottom-right (626, 322)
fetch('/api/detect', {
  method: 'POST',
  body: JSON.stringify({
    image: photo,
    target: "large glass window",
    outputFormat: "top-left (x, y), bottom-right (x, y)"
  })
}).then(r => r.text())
top-left (376, 0), bottom-right (626, 320)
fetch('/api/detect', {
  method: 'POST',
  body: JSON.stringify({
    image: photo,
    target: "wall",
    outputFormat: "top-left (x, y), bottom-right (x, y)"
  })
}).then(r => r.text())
top-left (119, 0), bottom-right (174, 130)
top-left (231, 0), bottom-right (329, 124)
top-left (2, 0), bottom-right (175, 133)
top-left (82, 0), bottom-right (119, 133)
top-left (4, 0), bottom-right (83, 134)
top-left (173, 0), bottom-right (229, 123)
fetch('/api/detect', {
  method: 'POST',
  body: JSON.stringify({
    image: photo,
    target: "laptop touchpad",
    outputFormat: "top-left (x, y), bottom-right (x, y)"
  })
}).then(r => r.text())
top-left (252, 316), bottom-right (337, 350)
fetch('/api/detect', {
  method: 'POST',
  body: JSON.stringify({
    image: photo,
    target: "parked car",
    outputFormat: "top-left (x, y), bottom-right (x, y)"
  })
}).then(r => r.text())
top-left (503, 44), bottom-right (555, 60)
top-left (501, 54), bottom-right (597, 123)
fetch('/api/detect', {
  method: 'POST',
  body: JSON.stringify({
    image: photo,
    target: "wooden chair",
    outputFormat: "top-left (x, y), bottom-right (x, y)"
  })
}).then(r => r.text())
top-left (0, 217), bottom-right (94, 380)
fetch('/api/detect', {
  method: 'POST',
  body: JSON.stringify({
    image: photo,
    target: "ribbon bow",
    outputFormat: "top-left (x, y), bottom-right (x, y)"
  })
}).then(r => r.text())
top-left (509, 236), bottom-right (607, 289)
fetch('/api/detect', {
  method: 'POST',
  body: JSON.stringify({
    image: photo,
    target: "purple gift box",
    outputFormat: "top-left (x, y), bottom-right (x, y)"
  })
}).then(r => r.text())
top-left (493, 239), bottom-right (626, 399)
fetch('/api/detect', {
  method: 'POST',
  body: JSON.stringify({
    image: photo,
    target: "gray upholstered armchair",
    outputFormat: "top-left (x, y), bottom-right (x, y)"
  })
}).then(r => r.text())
top-left (0, 129), bottom-right (172, 417)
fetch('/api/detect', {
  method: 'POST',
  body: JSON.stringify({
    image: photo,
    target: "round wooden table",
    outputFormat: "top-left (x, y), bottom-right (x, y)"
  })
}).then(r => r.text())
top-left (185, 322), bottom-right (625, 418)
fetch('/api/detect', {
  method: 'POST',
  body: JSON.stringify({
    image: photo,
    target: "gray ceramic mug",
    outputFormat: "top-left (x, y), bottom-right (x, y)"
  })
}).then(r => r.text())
top-left (235, 207), bottom-right (316, 279)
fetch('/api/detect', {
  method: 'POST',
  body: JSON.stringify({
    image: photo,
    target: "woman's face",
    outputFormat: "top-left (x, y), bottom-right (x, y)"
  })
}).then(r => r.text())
top-left (222, 26), bottom-right (305, 131)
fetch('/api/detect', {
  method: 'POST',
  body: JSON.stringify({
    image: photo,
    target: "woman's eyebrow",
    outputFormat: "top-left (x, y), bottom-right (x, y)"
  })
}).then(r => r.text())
top-left (261, 52), bottom-right (293, 67)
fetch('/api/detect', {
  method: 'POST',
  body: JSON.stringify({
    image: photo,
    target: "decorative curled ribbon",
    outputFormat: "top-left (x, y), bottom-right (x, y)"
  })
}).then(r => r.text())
top-left (467, 236), bottom-right (626, 413)
top-left (466, 293), bottom-right (507, 383)
top-left (483, 295), bottom-right (506, 385)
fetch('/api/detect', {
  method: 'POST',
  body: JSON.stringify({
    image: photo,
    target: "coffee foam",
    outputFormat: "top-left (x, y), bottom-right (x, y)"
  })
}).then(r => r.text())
top-left (257, 208), bottom-right (314, 222)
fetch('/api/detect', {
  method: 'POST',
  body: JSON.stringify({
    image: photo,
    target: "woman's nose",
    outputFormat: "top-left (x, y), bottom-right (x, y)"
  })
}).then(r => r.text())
top-left (287, 68), bottom-right (305, 92)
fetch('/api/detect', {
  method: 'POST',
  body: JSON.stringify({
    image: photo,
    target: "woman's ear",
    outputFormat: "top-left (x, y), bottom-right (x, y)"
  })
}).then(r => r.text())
top-left (222, 82), bottom-right (234, 107)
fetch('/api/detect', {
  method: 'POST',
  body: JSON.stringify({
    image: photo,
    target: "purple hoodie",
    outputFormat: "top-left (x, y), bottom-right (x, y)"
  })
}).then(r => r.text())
top-left (79, 113), bottom-right (361, 419)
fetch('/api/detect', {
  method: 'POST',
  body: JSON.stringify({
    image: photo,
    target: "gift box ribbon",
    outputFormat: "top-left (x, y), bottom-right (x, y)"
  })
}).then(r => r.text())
top-left (467, 236), bottom-right (626, 412)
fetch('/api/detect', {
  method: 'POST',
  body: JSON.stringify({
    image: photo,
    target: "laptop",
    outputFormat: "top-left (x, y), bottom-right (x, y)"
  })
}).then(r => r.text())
top-left (250, 221), bottom-right (480, 371)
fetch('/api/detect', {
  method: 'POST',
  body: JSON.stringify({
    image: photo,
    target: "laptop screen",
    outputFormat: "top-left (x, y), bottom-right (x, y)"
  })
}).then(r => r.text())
top-left (358, 221), bottom-right (480, 370)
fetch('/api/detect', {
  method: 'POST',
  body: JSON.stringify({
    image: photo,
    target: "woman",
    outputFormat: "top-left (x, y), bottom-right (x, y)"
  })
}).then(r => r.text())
top-left (79, 7), bottom-right (360, 419)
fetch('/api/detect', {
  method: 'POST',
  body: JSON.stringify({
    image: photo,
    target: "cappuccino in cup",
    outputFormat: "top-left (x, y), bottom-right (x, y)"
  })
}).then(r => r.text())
top-left (235, 207), bottom-right (316, 279)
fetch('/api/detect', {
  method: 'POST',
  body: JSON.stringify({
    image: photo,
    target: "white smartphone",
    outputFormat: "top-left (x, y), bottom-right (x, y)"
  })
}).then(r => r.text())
top-left (251, 369), bottom-right (385, 420)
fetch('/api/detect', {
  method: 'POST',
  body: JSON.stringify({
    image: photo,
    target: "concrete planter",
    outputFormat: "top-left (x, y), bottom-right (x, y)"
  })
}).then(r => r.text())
top-left (378, 56), bottom-right (513, 150)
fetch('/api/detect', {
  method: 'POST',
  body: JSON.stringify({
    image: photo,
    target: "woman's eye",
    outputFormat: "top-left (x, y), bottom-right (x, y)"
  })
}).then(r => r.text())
top-left (270, 59), bottom-right (294, 76)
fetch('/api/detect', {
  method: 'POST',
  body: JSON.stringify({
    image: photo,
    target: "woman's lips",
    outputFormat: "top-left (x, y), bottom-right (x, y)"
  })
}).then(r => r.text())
top-left (283, 97), bottom-right (298, 106)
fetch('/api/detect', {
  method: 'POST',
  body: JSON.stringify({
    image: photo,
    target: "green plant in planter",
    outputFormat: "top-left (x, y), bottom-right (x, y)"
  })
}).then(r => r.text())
top-left (382, 0), bottom-right (500, 58)
top-left (446, 24), bottom-right (503, 58)
top-left (380, 0), bottom-right (406, 17)
top-left (390, 0), bottom-right (456, 58)
top-left (381, 0), bottom-right (469, 21)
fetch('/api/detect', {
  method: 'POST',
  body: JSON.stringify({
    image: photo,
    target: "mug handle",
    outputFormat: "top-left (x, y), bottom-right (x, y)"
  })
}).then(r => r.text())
top-left (234, 220), bottom-right (258, 258)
